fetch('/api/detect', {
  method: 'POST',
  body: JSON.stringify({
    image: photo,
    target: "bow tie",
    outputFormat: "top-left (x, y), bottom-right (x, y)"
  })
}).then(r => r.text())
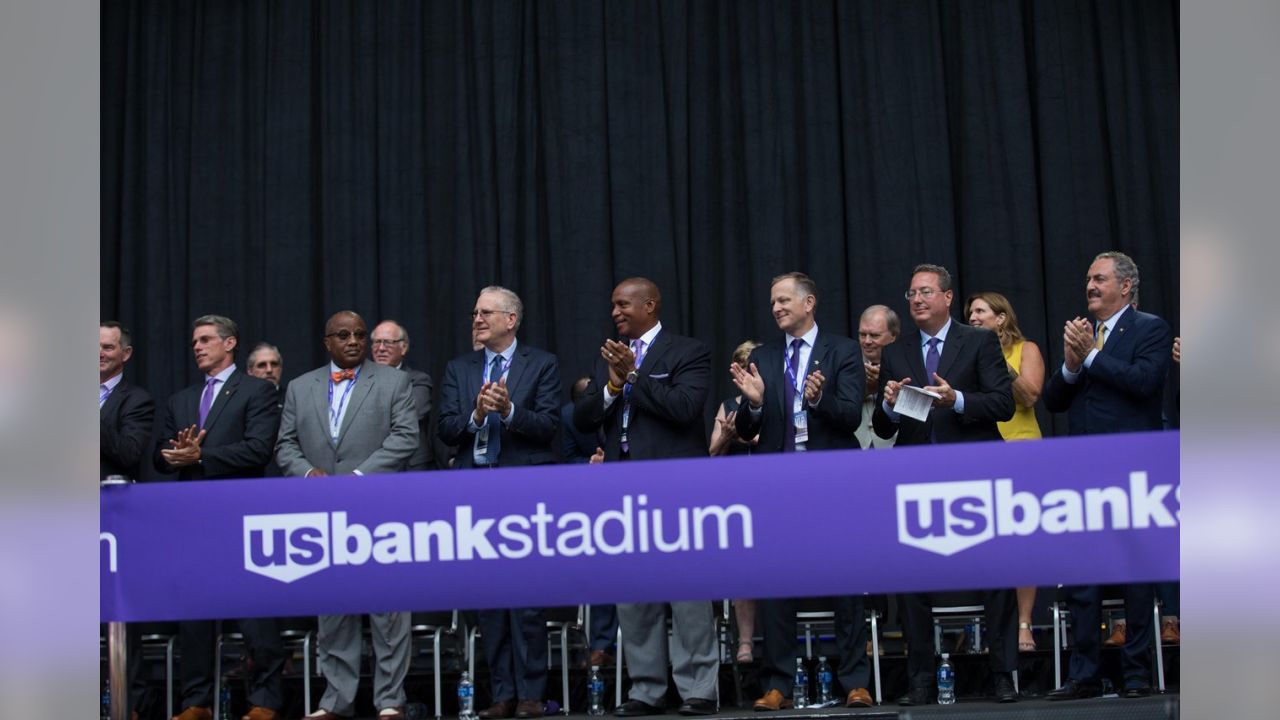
top-left (331, 368), bottom-right (356, 382)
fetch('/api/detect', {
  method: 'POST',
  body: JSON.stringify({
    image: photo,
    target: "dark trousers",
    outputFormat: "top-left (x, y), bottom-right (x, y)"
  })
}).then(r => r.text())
top-left (1063, 584), bottom-right (1155, 688)
top-left (479, 608), bottom-right (549, 702)
top-left (178, 618), bottom-right (285, 710)
top-left (758, 597), bottom-right (870, 696)
top-left (589, 605), bottom-right (618, 652)
top-left (900, 589), bottom-right (1017, 688)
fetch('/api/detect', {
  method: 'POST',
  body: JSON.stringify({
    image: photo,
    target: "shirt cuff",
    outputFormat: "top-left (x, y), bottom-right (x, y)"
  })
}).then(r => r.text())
top-left (1061, 362), bottom-right (1082, 384)
top-left (881, 399), bottom-right (901, 422)
top-left (602, 387), bottom-right (618, 410)
top-left (747, 403), bottom-right (763, 418)
top-left (1082, 348), bottom-right (1100, 370)
top-left (467, 416), bottom-right (482, 432)
top-left (502, 405), bottom-right (515, 424)
top-left (952, 390), bottom-right (965, 414)
top-left (352, 469), bottom-right (363, 476)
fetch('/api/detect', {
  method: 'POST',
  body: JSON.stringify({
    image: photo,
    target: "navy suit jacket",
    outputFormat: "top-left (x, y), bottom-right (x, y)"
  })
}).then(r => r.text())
top-left (735, 330), bottom-right (865, 452)
top-left (1043, 307), bottom-right (1172, 434)
top-left (153, 368), bottom-right (281, 479)
top-left (100, 379), bottom-right (155, 479)
top-left (574, 330), bottom-right (710, 460)
top-left (872, 321), bottom-right (1014, 445)
top-left (438, 342), bottom-right (562, 468)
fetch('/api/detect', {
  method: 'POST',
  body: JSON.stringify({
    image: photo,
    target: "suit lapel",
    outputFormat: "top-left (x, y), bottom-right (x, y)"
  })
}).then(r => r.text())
top-left (1102, 308), bottom-right (1137, 355)
top-left (902, 329), bottom-right (928, 387)
top-left (336, 360), bottom-right (376, 444)
top-left (936, 321), bottom-right (965, 381)
top-left (201, 371), bottom-right (240, 432)
top-left (503, 345), bottom-right (529, 401)
top-left (312, 369), bottom-right (331, 439)
top-left (101, 381), bottom-right (124, 418)
top-left (636, 331), bottom-right (668, 376)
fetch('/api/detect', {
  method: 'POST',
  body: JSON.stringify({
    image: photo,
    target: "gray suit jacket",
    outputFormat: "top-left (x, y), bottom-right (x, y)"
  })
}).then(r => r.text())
top-left (275, 359), bottom-right (419, 476)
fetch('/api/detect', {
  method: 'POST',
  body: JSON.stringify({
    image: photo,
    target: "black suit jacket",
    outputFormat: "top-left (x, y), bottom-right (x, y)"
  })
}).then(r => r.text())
top-left (735, 330), bottom-right (865, 452)
top-left (153, 369), bottom-right (282, 479)
top-left (873, 321), bottom-right (1014, 445)
top-left (438, 343), bottom-right (562, 468)
top-left (1043, 308), bottom-right (1171, 434)
top-left (574, 330), bottom-right (710, 460)
top-left (401, 365), bottom-right (436, 470)
top-left (101, 380), bottom-right (155, 479)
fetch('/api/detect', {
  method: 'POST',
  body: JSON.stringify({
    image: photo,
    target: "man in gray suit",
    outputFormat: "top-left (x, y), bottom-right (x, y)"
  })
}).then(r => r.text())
top-left (275, 310), bottom-right (420, 720)
top-left (371, 318), bottom-right (437, 470)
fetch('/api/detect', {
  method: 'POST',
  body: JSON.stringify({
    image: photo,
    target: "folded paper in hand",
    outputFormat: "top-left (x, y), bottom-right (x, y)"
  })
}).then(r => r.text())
top-left (893, 385), bottom-right (942, 422)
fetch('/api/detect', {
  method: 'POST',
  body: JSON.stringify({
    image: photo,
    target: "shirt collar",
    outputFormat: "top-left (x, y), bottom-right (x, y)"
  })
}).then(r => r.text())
top-left (328, 361), bottom-right (360, 378)
top-left (208, 364), bottom-right (237, 383)
top-left (1099, 305), bottom-right (1129, 333)
top-left (921, 318), bottom-right (953, 346)
top-left (633, 322), bottom-right (662, 349)
top-left (484, 338), bottom-right (518, 367)
top-left (786, 323), bottom-right (820, 349)
top-left (102, 372), bottom-right (124, 392)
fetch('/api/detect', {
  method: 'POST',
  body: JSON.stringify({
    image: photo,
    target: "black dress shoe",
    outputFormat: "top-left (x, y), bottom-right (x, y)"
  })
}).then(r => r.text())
top-left (992, 673), bottom-right (1018, 703)
top-left (677, 698), bottom-right (716, 716)
top-left (615, 700), bottom-right (665, 717)
top-left (1123, 685), bottom-right (1153, 698)
top-left (1046, 680), bottom-right (1102, 701)
top-left (896, 686), bottom-right (932, 706)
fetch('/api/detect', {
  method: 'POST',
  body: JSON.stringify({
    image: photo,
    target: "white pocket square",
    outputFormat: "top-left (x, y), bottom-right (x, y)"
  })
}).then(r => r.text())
top-left (648, 372), bottom-right (671, 379)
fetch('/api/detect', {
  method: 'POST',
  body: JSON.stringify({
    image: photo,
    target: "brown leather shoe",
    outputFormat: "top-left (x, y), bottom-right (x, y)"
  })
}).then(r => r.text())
top-left (1103, 622), bottom-right (1126, 647)
top-left (845, 688), bottom-right (873, 708)
top-left (515, 699), bottom-right (545, 718)
top-left (173, 707), bottom-right (213, 720)
top-left (478, 700), bottom-right (518, 720)
top-left (243, 707), bottom-right (280, 720)
top-left (753, 689), bottom-right (792, 711)
top-left (590, 649), bottom-right (616, 667)
top-left (1160, 619), bottom-right (1180, 644)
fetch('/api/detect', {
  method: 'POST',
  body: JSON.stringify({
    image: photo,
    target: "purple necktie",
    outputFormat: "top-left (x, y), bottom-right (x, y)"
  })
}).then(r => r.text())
top-left (620, 340), bottom-right (646, 453)
top-left (783, 337), bottom-right (803, 453)
top-left (198, 377), bottom-right (217, 428)
top-left (99, 384), bottom-right (110, 407)
top-left (924, 337), bottom-right (941, 442)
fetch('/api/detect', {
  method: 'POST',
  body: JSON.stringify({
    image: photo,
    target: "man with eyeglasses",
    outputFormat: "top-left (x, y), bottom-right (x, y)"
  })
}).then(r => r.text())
top-left (438, 286), bottom-right (561, 720)
top-left (871, 264), bottom-right (1017, 706)
top-left (371, 319), bottom-right (436, 470)
top-left (153, 315), bottom-right (285, 720)
top-left (275, 311), bottom-right (419, 720)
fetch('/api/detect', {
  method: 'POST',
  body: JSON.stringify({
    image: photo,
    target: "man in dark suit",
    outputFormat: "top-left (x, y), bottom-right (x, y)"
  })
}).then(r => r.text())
top-left (247, 341), bottom-right (286, 476)
top-left (438, 287), bottom-right (561, 720)
top-left (275, 311), bottom-right (419, 720)
top-left (101, 321), bottom-right (154, 480)
top-left (100, 321), bottom-right (153, 720)
top-left (1044, 251), bottom-right (1172, 701)
top-left (372, 319), bottom-right (437, 471)
top-left (573, 277), bottom-right (718, 717)
top-left (728, 272), bottom-right (873, 709)
top-left (872, 265), bottom-right (1018, 706)
top-left (153, 315), bottom-right (284, 720)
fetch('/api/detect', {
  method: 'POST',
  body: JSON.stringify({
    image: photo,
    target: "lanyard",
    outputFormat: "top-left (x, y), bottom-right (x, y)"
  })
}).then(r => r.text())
top-left (328, 367), bottom-right (360, 440)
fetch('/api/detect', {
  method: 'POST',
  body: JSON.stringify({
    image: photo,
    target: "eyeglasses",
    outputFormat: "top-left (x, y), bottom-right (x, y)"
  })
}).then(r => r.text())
top-left (325, 330), bottom-right (368, 341)
top-left (470, 309), bottom-right (510, 319)
top-left (904, 288), bottom-right (939, 300)
top-left (371, 339), bottom-right (405, 348)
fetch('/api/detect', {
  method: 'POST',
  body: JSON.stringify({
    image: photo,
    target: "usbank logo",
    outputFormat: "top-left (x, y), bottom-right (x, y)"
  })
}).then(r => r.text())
top-left (896, 472), bottom-right (1179, 557)
top-left (244, 513), bottom-right (331, 583)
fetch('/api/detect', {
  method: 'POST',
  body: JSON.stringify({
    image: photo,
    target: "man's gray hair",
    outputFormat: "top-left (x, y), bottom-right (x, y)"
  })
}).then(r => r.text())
top-left (248, 341), bottom-right (283, 366)
top-left (192, 314), bottom-right (239, 342)
top-left (1094, 251), bottom-right (1140, 303)
top-left (479, 285), bottom-right (524, 331)
top-left (378, 319), bottom-right (410, 346)
top-left (911, 264), bottom-right (953, 292)
top-left (861, 304), bottom-right (901, 338)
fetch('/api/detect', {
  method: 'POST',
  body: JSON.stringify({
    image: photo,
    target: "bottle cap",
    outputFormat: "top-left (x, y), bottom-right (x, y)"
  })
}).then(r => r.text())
top-left (591, 665), bottom-right (600, 671)
top-left (941, 652), bottom-right (950, 659)
top-left (819, 656), bottom-right (826, 661)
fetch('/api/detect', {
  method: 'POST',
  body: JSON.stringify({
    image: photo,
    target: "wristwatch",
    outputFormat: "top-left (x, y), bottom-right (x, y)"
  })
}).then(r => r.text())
top-left (626, 370), bottom-right (640, 385)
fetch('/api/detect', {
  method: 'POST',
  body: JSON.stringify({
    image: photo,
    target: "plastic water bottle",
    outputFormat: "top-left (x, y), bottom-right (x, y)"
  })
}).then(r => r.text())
top-left (219, 682), bottom-right (233, 719)
top-left (458, 670), bottom-right (476, 720)
top-left (792, 657), bottom-right (809, 708)
top-left (101, 680), bottom-right (110, 720)
top-left (937, 653), bottom-right (956, 705)
top-left (816, 656), bottom-right (833, 704)
top-left (588, 665), bottom-right (606, 716)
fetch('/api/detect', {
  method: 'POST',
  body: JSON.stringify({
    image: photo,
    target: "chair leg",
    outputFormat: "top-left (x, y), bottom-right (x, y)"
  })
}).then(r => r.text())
top-left (1052, 604), bottom-right (1063, 690)
top-left (870, 613), bottom-right (882, 705)
top-left (1153, 598), bottom-right (1165, 692)
top-left (213, 634), bottom-right (224, 720)
top-left (304, 631), bottom-right (313, 714)
top-left (434, 628), bottom-right (444, 720)
top-left (561, 628), bottom-right (571, 715)
top-left (614, 625), bottom-right (625, 707)
top-left (166, 636), bottom-right (176, 720)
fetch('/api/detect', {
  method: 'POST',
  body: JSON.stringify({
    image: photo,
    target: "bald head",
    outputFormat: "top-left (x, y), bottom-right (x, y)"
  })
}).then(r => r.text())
top-left (610, 277), bottom-right (662, 339)
top-left (323, 311), bottom-right (368, 369)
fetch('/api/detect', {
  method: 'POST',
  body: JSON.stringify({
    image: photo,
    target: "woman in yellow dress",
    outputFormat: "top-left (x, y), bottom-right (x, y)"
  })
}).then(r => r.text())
top-left (966, 291), bottom-right (1045, 652)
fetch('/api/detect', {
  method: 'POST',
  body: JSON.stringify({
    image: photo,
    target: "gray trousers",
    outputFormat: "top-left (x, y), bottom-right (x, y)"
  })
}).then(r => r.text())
top-left (617, 602), bottom-right (718, 705)
top-left (317, 612), bottom-right (411, 715)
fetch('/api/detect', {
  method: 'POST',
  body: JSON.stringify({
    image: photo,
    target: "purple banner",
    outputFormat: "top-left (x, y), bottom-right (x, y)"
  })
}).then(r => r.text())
top-left (100, 431), bottom-right (1179, 622)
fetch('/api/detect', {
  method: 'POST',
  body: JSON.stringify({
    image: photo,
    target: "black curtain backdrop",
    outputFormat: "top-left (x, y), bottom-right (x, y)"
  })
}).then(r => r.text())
top-left (102, 0), bottom-right (1179, 440)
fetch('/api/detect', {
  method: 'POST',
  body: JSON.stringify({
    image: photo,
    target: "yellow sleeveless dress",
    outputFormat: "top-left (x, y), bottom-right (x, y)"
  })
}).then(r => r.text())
top-left (999, 340), bottom-right (1042, 440)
